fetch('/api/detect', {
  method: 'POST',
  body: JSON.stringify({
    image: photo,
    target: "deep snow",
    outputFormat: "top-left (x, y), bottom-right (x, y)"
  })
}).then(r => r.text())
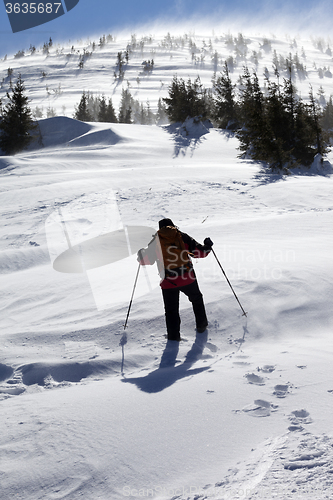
top-left (1, 28), bottom-right (333, 500)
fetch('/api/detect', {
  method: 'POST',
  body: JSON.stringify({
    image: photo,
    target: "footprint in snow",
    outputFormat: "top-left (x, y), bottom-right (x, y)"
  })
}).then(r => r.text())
top-left (245, 373), bottom-right (266, 385)
top-left (288, 409), bottom-right (313, 431)
top-left (257, 364), bottom-right (275, 373)
top-left (283, 433), bottom-right (330, 471)
top-left (273, 383), bottom-right (290, 398)
top-left (0, 386), bottom-right (25, 396)
top-left (242, 399), bottom-right (279, 417)
top-left (206, 342), bottom-right (218, 353)
top-left (0, 364), bottom-right (26, 400)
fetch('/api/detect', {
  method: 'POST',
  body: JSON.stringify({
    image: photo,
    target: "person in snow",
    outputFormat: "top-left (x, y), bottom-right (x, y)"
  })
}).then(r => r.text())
top-left (137, 218), bottom-right (213, 341)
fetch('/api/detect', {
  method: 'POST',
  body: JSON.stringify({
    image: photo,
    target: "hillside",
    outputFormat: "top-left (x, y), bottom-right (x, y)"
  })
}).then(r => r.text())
top-left (1, 29), bottom-right (333, 121)
top-left (0, 28), bottom-right (333, 500)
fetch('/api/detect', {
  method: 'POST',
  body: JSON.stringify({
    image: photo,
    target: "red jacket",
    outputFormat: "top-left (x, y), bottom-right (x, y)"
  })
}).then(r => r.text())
top-left (138, 230), bottom-right (211, 289)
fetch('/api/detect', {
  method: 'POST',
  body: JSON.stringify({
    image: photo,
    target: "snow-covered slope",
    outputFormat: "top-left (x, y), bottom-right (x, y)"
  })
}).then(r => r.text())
top-left (1, 27), bottom-right (333, 500)
top-left (1, 29), bottom-right (333, 118)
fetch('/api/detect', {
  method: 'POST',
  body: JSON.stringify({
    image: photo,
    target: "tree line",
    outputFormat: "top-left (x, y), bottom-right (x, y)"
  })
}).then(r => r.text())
top-left (0, 76), bottom-right (169, 155)
top-left (163, 63), bottom-right (333, 170)
top-left (1, 70), bottom-right (333, 171)
top-left (73, 90), bottom-right (168, 125)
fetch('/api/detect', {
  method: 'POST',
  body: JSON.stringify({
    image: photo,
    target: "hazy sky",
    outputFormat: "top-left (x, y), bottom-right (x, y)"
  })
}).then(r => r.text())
top-left (0, 0), bottom-right (331, 57)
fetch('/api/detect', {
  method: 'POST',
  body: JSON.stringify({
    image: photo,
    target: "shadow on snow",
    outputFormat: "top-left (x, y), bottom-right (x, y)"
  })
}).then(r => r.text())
top-left (121, 331), bottom-right (212, 393)
top-left (163, 118), bottom-right (212, 158)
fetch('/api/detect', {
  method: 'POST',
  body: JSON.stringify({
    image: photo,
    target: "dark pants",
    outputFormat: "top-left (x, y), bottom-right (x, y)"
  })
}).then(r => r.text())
top-left (162, 280), bottom-right (208, 341)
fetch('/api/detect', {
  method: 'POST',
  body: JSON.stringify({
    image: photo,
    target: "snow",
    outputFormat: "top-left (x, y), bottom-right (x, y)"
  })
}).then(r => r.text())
top-left (1, 27), bottom-right (333, 500)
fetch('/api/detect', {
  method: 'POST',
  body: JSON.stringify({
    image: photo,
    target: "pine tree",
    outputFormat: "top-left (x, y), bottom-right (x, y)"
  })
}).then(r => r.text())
top-left (214, 61), bottom-right (238, 129)
top-left (321, 96), bottom-right (333, 132)
top-left (264, 79), bottom-right (291, 168)
top-left (163, 76), bottom-right (187, 123)
top-left (236, 66), bottom-right (329, 170)
top-left (118, 88), bottom-right (132, 123)
top-left (0, 74), bottom-right (36, 155)
top-left (156, 98), bottom-right (168, 124)
top-left (98, 95), bottom-right (108, 122)
top-left (163, 76), bottom-right (209, 123)
top-left (292, 99), bottom-right (317, 166)
top-left (98, 95), bottom-right (117, 123)
top-left (308, 85), bottom-right (327, 159)
top-left (237, 68), bottom-right (266, 159)
top-left (74, 92), bottom-right (92, 121)
top-left (105, 98), bottom-right (118, 123)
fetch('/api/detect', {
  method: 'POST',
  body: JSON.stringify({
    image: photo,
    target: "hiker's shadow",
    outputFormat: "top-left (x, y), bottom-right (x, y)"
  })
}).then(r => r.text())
top-left (121, 332), bottom-right (212, 393)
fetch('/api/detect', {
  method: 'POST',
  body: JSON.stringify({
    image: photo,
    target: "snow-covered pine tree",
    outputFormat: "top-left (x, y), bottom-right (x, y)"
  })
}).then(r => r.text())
top-left (263, 79), bottom-right (291, 169)
top-left (105, 98), bottom-right (118, 123)
top-left (74, 92), bottom-right (92, 122)
top-left (213, 61), bottom-right (238, 129)
top-left (237, 68), bottom-right (266, 160)
top-left (321, 96), bottom-right (333, 133)
top-left (308, 85), bottom-right (328, 160)
top-left (118, 88), bottom-right (132, 123)
top-left (0, 74), bottom-right (36, 155)
top-left (156, 98), bottom-right (168, 125)
top-left (98, 96), bottom-right (108, 122)
top-left (163, 76), bottom-right (209, 123)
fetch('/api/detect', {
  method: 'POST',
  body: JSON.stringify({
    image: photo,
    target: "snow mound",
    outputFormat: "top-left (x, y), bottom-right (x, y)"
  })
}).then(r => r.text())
top-left (0, 363), bottom-right (14, 381)
top-left (37, 116), bottom-right (92, 147)
top-left (68, 126), bottom-right (124, 147)
top-left (18, 359), bottom-right (120, 386)
top-left (0, 245), bottom-right (50, 274)
top-left (36, 116), bottom-right (124, 149)
top-left (289, 154), bottom-right (333, 176)
top-left (179, 116), bottom-right (212, 138)
top-left (181, 432), bottom-right (333, 500)
top-left (0, 158), bottom-right (12, 169)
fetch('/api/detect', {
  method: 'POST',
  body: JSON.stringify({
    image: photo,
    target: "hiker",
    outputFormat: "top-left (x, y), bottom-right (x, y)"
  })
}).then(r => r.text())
top-left (137, 218), bottom-right (213, 341)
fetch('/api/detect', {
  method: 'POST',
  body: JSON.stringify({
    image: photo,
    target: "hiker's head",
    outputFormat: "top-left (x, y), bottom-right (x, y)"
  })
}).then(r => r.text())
top-left (158, 218), bottom-right (175, 229)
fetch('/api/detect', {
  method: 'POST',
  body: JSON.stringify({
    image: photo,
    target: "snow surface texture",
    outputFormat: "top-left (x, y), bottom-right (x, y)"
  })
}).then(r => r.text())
top-left (1, 29), bottom-right (333, 500)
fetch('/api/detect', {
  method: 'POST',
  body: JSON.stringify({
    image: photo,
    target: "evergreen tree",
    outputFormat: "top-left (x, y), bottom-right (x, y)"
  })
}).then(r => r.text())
top-left (105, 98), bottom-right (118, 123)
top-left (236, 67), bottom-right (329, 169)
top-left (118, 88), bottom-right (132, 123)
top-left (263, 79), bottom-right (291, 168)
top-left (163, 76), bottom-right (209, 123)
top-left (0, 74), bottom-right (35, 155)
top-left (308, 85), bottom-right (327, 159)
top-left (163, 76), bottom-right (187, 123)
top-left (237, 68), bottom-right (266, 160)
top-left (74, 92), bottom-right (92, 121)
top-left (98, 96), bottom-right (118, 123)
top-left (321, 96), bottom-right (333, 132)
top-left (97, 95), bottom-right (107, 122)
top-left (139, 103), bottom-right (148, 125)
top-left (156, 98), bottom-right (169, 124)
top-left (281, 72), bottom-right (322, 166)
top-left (116, 52), bottom-right (125, 80)
top-left (86, 93), bottom-right (100, 122)
top-left (214, 61), bottom-right (238, 129)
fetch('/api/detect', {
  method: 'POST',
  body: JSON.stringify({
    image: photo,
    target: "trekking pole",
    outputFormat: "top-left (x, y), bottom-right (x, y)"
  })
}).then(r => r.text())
top-left (123, 262), bottom-right (141, 329)
top-left (211, 248), bottom-right (247, 317)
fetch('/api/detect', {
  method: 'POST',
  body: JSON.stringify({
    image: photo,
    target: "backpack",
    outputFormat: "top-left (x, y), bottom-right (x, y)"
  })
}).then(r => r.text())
top-left (157, 226), bottom-right (192, 275)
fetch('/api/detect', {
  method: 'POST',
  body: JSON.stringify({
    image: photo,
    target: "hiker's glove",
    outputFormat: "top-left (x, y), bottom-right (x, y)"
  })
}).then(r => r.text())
top-left (204, 237), bottom-right (213, 248)
top-left (137, 248), bottom-right (144, 262)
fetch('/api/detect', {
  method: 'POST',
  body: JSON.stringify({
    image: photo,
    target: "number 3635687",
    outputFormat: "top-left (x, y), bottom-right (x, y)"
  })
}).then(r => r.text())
top-left (5, 3), bottom-right (62, 14)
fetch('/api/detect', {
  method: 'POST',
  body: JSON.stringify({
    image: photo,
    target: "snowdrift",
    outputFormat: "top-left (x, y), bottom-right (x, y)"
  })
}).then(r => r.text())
top-left (0, 27), bottom-right (333, 500)
top-left (34, 116), bottom-right (124, 150)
